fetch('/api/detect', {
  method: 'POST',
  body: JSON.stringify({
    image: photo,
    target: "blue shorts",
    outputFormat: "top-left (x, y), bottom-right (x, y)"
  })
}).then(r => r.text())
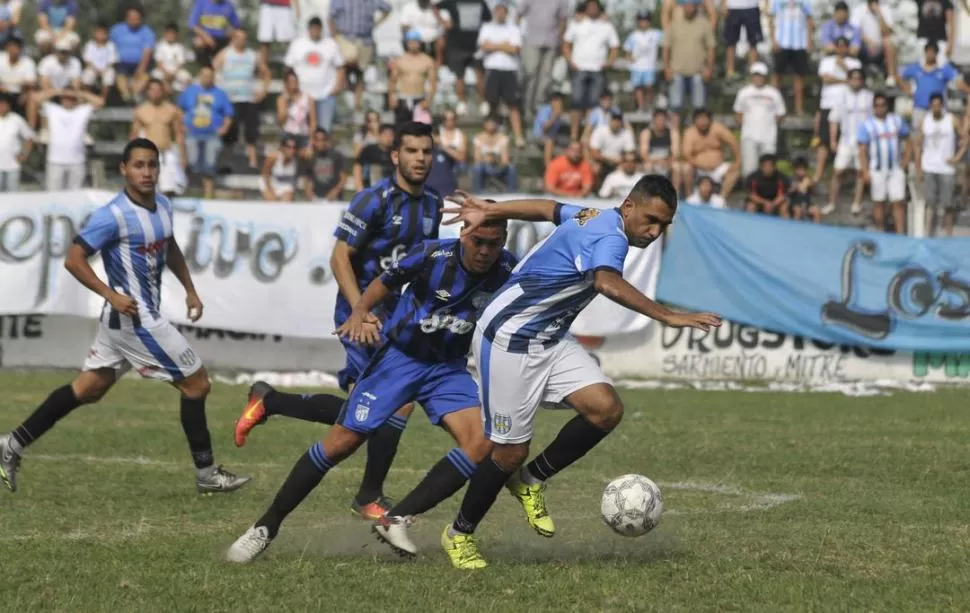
top-left (338, 342), bottom-right (479, 435)
top-left (630, 70), bottom-right (657, 88)
top-left (338, 336), bottom-right (381, 392)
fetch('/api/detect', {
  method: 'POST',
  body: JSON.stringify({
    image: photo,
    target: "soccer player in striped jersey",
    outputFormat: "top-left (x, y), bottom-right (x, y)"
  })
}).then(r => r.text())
top-left (0, 138), bottom-right (250, 494)
top-left (226, 219), bottom-right (516, 564)
top-left (434, 178), bottom-right (721, 569)
top-left (857, 92), bottom-right (911, 233)
top-left (232, 121), bottom-right (445, 520)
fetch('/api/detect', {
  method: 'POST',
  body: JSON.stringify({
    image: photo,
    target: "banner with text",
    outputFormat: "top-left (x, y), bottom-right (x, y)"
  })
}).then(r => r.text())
top-left (0, 191), bottom-right (661, 340)
top-left (657, 204), bottom-right (970, 352)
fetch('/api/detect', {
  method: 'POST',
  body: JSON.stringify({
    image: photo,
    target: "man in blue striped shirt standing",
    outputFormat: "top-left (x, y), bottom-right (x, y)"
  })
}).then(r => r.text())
top-left (857, 92), bottom-right (912, 233)
top-left (0, 138), bottom-right (250, 495)
top-left (768, 0), bottom-right (814, 116)
top-left (233, 121), bottom-right (443, 521)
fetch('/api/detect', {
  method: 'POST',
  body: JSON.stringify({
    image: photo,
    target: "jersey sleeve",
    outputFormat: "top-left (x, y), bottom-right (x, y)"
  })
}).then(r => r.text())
top-left (586, 233), bottom-right (628, 276)
top-left (75, 206), bottom-right (120, 255)
top-left (554, 202), bottom-right (585, 225)
top-left (379, 242), bottom-right (428, 289)
top-left (334, 189), bottom-right (382, 248)
top-left (856, 122), bottom-right (871, 144)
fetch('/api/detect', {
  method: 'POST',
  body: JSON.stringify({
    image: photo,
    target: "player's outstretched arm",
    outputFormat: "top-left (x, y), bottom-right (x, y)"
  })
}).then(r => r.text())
top-left (64, 243), bottom-right (138, 316)
top-left (594, 269), bottom-right (722, 331)
top-left (443, 190), bottom-right (559, 235)
top-left (168, 239), bottom-right (204, 322)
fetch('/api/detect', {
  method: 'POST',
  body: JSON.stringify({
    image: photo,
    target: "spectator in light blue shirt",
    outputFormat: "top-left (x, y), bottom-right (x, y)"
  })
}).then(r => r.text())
top-left (533, 92), bottom-right (568, 164)
top-left (899, 40), bottom-right (970, 128)
top-left (35, 0), bottom-right (79, 53)
top-left (820, 2), bottom-right (860, 56)
top-left (110, 6), bottom-right (155, 101)
top-left (189, 0), bottom-right (240, 67)
top-left (178, 65), bottom-right (234, 199)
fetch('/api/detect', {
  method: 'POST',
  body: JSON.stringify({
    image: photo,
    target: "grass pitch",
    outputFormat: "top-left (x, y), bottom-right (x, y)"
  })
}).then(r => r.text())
top-left (1, 372), bottom-right (969, 612)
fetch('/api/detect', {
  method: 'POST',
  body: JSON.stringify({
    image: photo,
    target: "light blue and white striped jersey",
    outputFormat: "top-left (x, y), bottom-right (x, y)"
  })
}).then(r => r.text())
top-left (769, 0), bottom-right (812, 50)
top-left (75, 191), bottom-right (174, 327)
top-left (477, 204), bottom-right (629, 354)
top-left (856, 114), bottom-right (911, 172)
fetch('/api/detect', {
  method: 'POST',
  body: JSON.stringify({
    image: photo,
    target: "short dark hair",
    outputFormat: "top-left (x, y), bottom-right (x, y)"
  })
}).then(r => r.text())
top-left (478, 200), bottom-right (509, 231)
top-left (164, 23), bottom-right (179, 32)
top-left (925, 40), bottom-right (939, 53)
top-left (146, 78), bottom-right (164, 89)
top-left (848, 68), bottom-right (863, 79)
top-left (550, 91), bottom-right (565, 100)
top-left (126, 5), bottom-right (143, 15)
top-left (930, 92), bottom-right (945, 105)
top-left (95, 21), bottom-right (110, 30)
top-left (693, 108), bottom-right (712, 121)
top-left (653, 108), bottom-right (667, 119)
top-left (836, 36), bottom-right (850, 46)
top-left (759, 153), bottom-right (777, 165)
top-left (697, 175), bottom-right (715, 187)
top-left (378, 122), bottom-right (395, 134)
top-left (308, 17), bottom-right (323, 28)
top-left (393, 121), bottom-right (433, 150)
top-left (629, 174), bottom-right (678, 212)
top-left (834, 1), bottom-right (849, 10)
top-left (873, 92), bottom-right (889, 106)
top-left (314, 127), bottom-right (330, 137)
top-left (122, 138), bottom-right (160, 163)
top-left (4, 36), bottom-right (22, 48)
top-left (792, 156), bottom-right (809, 169)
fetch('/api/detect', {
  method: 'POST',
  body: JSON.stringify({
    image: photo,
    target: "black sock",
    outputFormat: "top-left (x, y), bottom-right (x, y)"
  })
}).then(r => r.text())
top-left (256, 442), bottom-right (333, 538)
top-left (263, 391), bottom-right (344, 425)
top-left (354, 414), bottom-right (408, 505)
top-left (452, 458), bottom-right (513, 535)
top-left (180, 396), bottom-right (214, 469)
top-left (389, 448), bottom-right (477, 517)
top-left (12, 384), bottom-right (81, 448)
top-left (526, 415), bottom-right (610, 482)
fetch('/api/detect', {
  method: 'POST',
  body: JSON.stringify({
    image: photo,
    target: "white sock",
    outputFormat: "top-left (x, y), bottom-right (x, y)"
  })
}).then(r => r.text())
top-left (519, 466), bottom-right (543, 486)
top-left (7, 434), bottom-right (24, 455)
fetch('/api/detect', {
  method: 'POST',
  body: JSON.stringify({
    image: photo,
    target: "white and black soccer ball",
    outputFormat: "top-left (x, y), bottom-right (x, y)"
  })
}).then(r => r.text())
top-left (601, 474), bottom-right (664, 537)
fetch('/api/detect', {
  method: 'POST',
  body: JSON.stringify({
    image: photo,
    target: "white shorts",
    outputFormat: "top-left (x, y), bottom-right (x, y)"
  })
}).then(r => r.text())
top-left (158, 148), bottom-right (187, 195)
top-left (150, 67), bottom-right (193, 91)
top-left (473, 328), bottom-right (613, 444)
top-left (870, 168), bottom-right (906, 203)
top-left (833, 140), bottom-right (860, 171)
top-left (258, 4), bottom-right (297, 43)
top-left (259, 177), bottom-right (296, 197)
top-left (696, 162), bottom-right (731, 185)
top-left (82, 66), bottom-right (116, 87)
top-left (83, 318), bottom-right (203, 382)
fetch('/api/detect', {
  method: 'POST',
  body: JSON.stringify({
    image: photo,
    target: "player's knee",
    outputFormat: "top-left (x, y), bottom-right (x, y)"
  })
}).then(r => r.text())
top-left (462, 437), bottom-right (493, 465)
top-left (491, 443), bottom-right (529, 471)
top-left (179, 371), bottom-right (211, 400)
top-left (71, 371), bottom-right (114, 404)
top-left (394, 403), bottom-right (416, 419)
top-left (586, 398), bottom-right (624, 432)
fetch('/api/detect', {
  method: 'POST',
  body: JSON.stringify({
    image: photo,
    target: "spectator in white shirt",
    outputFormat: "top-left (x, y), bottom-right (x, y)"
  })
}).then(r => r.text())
top-left (0, 93), bottom-right (33, 191)
top-left (477, 2), bottom-right (524, 145)
top-left (850, 0), bottom-right (897, 87)
top-left (562, 0), bottom-right (619, 140)
top-left (152, 24), bottom-right (193, 93)
top-left (81, 23), bottom-right (118, 96)
top-left (598, 151), bottom-right (642, 198)
top-left (399, 0), bottom-right (448, 62)
top-left (589, 109), bottom-right (636, 184)
top-left (624, 10), bottom-right (663, 112)
top-left (37, 40), bottom-right (81, 93)
top-left (815, 36), bottom-right (861, 182)
top-left (30, 88), bottom-right (105, 191)
top-left (686, 175), bottom-right (726, 207)
top-left (0, 37), bottom-right (36, 115)
top-left (284, 17), bottom-right (345, 132)
top-left (733, 62), bottom-right (786, 178)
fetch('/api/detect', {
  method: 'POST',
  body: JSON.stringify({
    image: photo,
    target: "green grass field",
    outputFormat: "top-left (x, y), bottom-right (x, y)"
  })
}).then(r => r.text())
top-left (1, 372), bottom-right (970, 612)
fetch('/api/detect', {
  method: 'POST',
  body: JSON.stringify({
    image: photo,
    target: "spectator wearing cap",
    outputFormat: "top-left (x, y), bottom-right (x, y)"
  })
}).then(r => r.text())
top-left (37, 40), bottom-right (82, 93)
top-left (35, 0), bottom-right (80, 54)
top-left (589, 109), bottom-right (635, 186)
top-left (110, 6), bottom-right (155, 101)
top-left (745, 153), bottom-right (790, 217)
top-left (30, 87), bottom-right (105, 191)
top-left (916, 0), bottom-right (953, 62)
top-left (624, 10), bottom-right (663, 112)
top-left (437, 0), bottom-right (491, 117)
top-left (544, 140), bottom-right (593, 197)
top-left (0, 0), bottom-right (23, 47)
top-left (722, 0), bottom-right (764, 80)
top-left (399, 0), bottom-right (448, 61)
top-left (389, 30), bottom-right (436, 125)
top-left (260, 136), bottom-right (300, 201)
top-left (178, 65), bottom-right (234, 199)
top-left (663, 0), bottom-right (715, 118)
top-left (189, 0), bottom-right (241, 68)
top-left (850, 0), bottom-right (897, 88)
top-left (562, 0), bottom-right (619, 141)
top-left (0, 37), bottom-right (36, 116)
top-left (284, 17), bottom-right (345, 133)
top-left (533, 91), bottom-right (568, 164)
top-left (215, 29), bottom-right (271, 169)
top-left (477, 1), bottom-right (525, 146)
top-left (768, 0), bottom-right (814, 116)
top-left (598, 151), bottom-right (641, 198)
top-left (815, 36), bottom-right (861, 182)
top-left (733, 62), bottom-right (786, 179)
top-left (472, 115), bottom-right (516, 192)
top-left (681, 108), bottom-right (740, 198)
top-left (517, 0), bottom-right (570, 116)
top-left (686, 175), bottom-right (726, 207)
top-left (328, 0), bottom-right (392, 111)
top-left (899, 40), bottom-right (970, 130)
top-left (0, 92), bottom-right (33, 191)
top-left (81, 23), bottom-right (118, 98)
top-left (820, 2), bottom-right (861, 57)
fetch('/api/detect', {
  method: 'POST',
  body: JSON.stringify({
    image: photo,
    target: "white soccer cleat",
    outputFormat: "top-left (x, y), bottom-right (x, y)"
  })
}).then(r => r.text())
top-left (372, 516), bottom-right (418, 559)
top-left (226, 525), bottom-right (273, 563)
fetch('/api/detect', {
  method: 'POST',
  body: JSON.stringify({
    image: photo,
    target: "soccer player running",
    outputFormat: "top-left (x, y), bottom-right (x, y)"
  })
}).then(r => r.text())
top-left (232, 121), bottom-right (443, 520)
top-left (226, 219), bottom-right (516, 563)
top-left (435, 177), bottom-right (722, 569)
top-left (0, 138), bottom-right (250, 494)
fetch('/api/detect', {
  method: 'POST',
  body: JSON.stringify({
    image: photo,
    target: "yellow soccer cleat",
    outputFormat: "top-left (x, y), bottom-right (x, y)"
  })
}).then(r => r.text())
top-left (507, 473), bottom-right (556, 537)
top-left (441, 524), bottom-right (488, 570)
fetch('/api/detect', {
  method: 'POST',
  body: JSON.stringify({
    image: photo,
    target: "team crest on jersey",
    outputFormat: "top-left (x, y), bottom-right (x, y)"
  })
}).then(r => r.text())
top-left (423, 217), bottom-right (435, 234)
top-left (471, 291), bottom-right (492, 309)
top-left (177, 348), bottom-right (197, 367)
top-left (574, 208), bottom-right (601, 227)
top-left (355, 403), bottom-right (370, 422)
top-left (493, 414), bottom-right (512, 435)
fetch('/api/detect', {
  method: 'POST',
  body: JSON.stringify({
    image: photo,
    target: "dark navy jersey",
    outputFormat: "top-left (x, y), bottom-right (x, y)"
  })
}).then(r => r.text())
top-left (332, 177), bottom-right (443, 326)
top-left (380, 238), bottom-right (518, 363)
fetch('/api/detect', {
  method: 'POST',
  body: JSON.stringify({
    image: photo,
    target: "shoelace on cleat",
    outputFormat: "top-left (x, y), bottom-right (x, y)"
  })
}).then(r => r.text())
top-left (528, 486), bottom-right (549, 518)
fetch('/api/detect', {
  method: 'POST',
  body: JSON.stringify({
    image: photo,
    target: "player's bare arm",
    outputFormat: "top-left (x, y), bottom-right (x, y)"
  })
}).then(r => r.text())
top-left (336, 278), bottom-right (391, 345)
top-left (167, 239), bottom-right (204, 322)
top-left (330, 240), bottom-right (383, 340)
top-left (63, 243), bottom-right (138, 316)
top-left (594, 269), bottom-right (721, 331)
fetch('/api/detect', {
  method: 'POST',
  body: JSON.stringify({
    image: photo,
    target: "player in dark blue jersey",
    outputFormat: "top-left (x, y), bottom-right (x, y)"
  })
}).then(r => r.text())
top-left (226, 219), bottom-right (516, 563)
top-left (232, 121), bottom-right (443, 520)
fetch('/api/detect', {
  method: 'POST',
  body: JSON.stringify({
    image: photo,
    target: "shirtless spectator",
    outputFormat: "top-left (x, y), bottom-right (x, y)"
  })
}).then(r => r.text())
top-left (639, 109), bottom-right (683, 187)
top-left (681, 108), bottom-right (740, 197)
top-left (131, 79), bottom-right (187, 197)
top-left (389, 30), bottom-right (437, 125)
top-left (544, 140), bottom-right (594, 197)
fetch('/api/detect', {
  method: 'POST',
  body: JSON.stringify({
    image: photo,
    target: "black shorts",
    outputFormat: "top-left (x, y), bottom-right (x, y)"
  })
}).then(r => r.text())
top-left (860, 45), bottom-right (886, 71)
top-left (818, 108), bottom-right (837, 150)
top-left (789, 191), bottom-right (813, 210)
top-left (446, 47), bottom-right (480, 78)
top-left (485, 70), bottom-right (519, 109)
top-left (724, 8), bottom-right (762, 46)
top-left (223, 101), bottom-right (260, 146)
top-left (394, 97), bottom-right (424, 125)
top-left (194, 37), bottom-right (230, 68)
top-left (773, 48), bottom-right (809, 75)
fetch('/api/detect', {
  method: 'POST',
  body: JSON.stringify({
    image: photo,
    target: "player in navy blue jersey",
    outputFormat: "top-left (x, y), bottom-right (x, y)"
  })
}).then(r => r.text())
top-left (232, 121), bottom-right (443, 520)
top-left (226, 219), bottom-right (516, 563)
top-left (0, 139), bottom-right (250, 495)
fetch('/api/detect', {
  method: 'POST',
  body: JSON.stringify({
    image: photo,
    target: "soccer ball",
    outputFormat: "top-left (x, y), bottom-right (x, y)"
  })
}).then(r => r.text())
top-left (600, 474), bottom-right (664, 537)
